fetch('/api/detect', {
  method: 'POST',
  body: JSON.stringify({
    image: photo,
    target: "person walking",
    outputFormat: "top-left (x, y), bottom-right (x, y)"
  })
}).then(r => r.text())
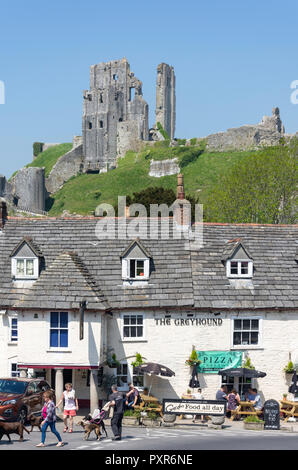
top-left (109, 384), bottom-right (125, 441)
top-left (56, 382), bottom-right (79, 433)
top-left (36, 391), bottom-right (64, 447)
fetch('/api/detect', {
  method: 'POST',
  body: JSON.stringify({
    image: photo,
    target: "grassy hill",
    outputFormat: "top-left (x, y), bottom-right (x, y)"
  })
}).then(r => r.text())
top-left (47, 142), bottom-right (260, 216)
top-left (26, 143), bottom-right (73, 177)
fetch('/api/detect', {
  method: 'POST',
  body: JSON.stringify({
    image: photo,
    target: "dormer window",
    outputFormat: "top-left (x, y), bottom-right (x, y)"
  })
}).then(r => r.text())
top-left (10, 237), bottom-right (42, 281)
top-left (121, 239), bottom-right (152, 282)
top-left (222, 239), bottom-right (253, 279)
top-left (227, 260), bottom-right (253, 278)
top-left (129, 259), bottom-right (145, 279)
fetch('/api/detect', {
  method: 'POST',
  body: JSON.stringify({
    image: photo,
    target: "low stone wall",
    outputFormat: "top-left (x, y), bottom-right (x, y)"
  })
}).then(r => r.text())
top-left (46, 144), bottom-right (84, 194)
top-left (149, 158), bottom-right (180, 177)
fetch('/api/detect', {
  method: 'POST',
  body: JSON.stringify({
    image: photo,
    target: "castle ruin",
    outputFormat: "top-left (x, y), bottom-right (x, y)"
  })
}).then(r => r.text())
top-left (155, 63), bottom-right (176, 140)
top-left (82, 58), bottom-right (175, 172)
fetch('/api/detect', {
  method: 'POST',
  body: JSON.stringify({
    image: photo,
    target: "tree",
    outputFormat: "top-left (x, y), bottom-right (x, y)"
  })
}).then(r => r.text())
top-left (204, 141), bottom-right (298, 224)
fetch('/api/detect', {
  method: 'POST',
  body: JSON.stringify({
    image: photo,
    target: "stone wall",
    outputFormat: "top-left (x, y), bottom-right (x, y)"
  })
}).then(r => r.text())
top-left (206, 108), bottom-right (285, 152)
top-left (149, 158), bottom-right (180, 177)
top-left (10, 167), bottom-right (46, 212)
top-left (46, 144), bottom-right (84, 194)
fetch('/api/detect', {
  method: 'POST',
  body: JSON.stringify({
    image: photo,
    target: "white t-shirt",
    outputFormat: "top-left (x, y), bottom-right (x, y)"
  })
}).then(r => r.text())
top-left (192, 392), bottom-right (204, 400)
top-left (63, 389), bottom-right (76, 410)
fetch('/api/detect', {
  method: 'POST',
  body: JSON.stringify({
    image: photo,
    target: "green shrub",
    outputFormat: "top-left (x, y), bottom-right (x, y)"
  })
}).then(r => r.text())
top-left (180, 148), bottom-right (204, 168)
top-left (124, 409), bottom-right (141, 418)
top-left (284, 361), bottom-right (295, 373)
top-left (190, 138), bottom-right (197, 146)
top-left (156, 122), bottom-right (170, 141)
top-left (33, 142), bottom-right (44, 157)
top-left (177, 138), bottom-right (186, 146)
top-left (244, 415), bottom-right (264, 423)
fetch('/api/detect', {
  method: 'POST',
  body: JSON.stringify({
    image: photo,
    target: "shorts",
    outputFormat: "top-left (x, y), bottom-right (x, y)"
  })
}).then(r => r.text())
top-left (64, 409), bottom-right (76, 417)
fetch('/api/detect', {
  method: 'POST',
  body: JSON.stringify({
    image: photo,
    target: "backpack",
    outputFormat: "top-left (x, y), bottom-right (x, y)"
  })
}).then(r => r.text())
top-left (135, 391), bottom-right (142, 406)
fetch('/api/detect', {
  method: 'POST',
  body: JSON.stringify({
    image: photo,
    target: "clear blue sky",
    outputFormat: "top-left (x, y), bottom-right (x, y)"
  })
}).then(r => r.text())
top-left (1, 0), bottom-right (298, 177)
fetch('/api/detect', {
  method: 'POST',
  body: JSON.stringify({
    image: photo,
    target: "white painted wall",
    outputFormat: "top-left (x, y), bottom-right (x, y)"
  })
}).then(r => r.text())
top-left (16, 310), bottom-right (103, 367)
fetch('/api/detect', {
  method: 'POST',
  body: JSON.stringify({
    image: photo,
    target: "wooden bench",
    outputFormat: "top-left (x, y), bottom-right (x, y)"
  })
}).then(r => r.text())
top-left (134, 394), bottom-right (163, 417)
top-left (279, 399), bottom-right (298, 422)
top-left (231, 401), bottom-right (263, 421)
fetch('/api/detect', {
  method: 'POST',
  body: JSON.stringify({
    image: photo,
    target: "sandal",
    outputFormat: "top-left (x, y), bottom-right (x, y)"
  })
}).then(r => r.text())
top-left (36, 443), bottom-right (45, 447)
top-left (56, 442), bottom-right (64, 447)
top-left (68, 429), bottom-right (73, 433)
top-left (63, 427), bottom-right (68, 432)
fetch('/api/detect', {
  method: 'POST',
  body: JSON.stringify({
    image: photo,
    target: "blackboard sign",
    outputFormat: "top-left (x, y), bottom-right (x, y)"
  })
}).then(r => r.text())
top-left (264, 399), bottom-right (280, 430)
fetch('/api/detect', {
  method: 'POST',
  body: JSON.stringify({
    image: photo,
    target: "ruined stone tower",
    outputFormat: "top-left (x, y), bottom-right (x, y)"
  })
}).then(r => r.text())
top-left (82, 58), bottom-right (149, 172)
top-left (155, 63), bottom-right (176, 140)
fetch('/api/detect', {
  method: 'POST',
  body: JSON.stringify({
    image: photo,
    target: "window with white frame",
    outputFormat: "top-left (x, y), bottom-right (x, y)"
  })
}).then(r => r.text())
top-left (50, 312), bottom-right (68, 348)
top-left (227, 260), bottom-right (253, 278)
top-left (12, 257), bottom-right (39, 279)
top-left (10, 317), bottom-right (18, 342)
top-left (123, 314), bottom-right (144, 339)
top-left (11, 363), bottom-right (20, 377)
top-left (116, 362), bottom-right (144, 391)
top-left (116, 362), bottom-right (128, 389)
top-left (233, 319), bottom-right (259, 346)
top-left (122, 258), bottom-right (150, 280)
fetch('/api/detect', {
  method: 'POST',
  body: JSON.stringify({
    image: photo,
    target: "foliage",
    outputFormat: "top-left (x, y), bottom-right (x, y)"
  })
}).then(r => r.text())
top-left (131, 353), bottom-right (144, 369)
top-left (179, 147), bottom-right (204, 169)
top-left (185, 347), bottom-right (201, 366)
top-left (190, 138), bottom-right (197, 146)
top-left (284, 361), bottom-right (295, 373)
top-left (156, 122), bottom-right (170, 142)
top-left (106, 352), bottom-right (120, 368)
top-left (124, 409), bottom-right (141, 418)
top-left (242, 357), bottom-right (255, 370)
top-left (177, 138), bottom-right (187, 146)
top-left (244, 415), bottom-right (264, 423)
top-left (125, 186), bottom-right (176, 214)
top-left (33, 142), bottom-right (44, 157)
top-left (101, 373), bottom-right (117, 399)
top-left (204, 141), bottom-right (298, 224)
top-left (27, 143), bottom-right (73, 178)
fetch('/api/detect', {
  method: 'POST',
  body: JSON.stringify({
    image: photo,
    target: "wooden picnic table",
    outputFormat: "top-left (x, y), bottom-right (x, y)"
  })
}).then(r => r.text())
top-left (231, 401), bottom-right (262, 421)
top-left (134, 394), bottom-right (163, 416)
top-left (279, 399), bottom-right (298, 422)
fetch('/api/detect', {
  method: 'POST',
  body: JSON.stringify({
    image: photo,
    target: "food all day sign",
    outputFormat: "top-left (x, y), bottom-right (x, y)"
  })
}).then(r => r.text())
top-left (163, 399), bottom-right (226, 416)
top-left (196, 351), bottom-right (242, 374)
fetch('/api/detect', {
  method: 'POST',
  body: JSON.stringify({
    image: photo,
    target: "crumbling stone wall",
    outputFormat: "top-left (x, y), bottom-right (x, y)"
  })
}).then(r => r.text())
top-left (206, 108), bottom-right (285, 152)
top-left (46, 144), bottom-right (84, 194)
top-left (155, 63), bottom-right (176, 140)
top-left (9, 167), bottom-right (46, 212)
top-left (82, 58), bottom-right (149, 172)
top-left (149, 158), bottom-right (180, 177)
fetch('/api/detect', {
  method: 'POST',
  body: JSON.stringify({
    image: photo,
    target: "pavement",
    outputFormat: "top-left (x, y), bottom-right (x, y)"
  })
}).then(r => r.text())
top-left (1, 409), bottom-right (298, 451)
top-left (1, 420), bottom-right (298, 451)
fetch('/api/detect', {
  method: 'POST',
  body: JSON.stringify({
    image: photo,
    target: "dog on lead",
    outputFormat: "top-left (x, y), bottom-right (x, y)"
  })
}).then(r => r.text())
top-left (0, 420), bottom-right (30, 443)
top-left (27, 413), bottom-right (43, 432)
top-left (76, 414), bottom-right (108, 441)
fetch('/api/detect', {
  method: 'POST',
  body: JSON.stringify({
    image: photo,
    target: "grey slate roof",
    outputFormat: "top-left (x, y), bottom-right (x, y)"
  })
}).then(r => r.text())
top-left (13, 251), bottom-right (110, 311)
top-left (0, 217), bottom-right (297, 311)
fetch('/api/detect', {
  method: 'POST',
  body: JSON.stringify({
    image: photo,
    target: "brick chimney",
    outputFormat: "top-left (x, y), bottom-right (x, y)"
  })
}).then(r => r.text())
top-left (0, 199), bottom-right (7, 229)
top-left (174, 174), bottom-right (191, 228)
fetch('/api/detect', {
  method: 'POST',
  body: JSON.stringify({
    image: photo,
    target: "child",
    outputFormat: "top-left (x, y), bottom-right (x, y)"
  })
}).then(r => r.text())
top-left (36, 391), bottom-right (64, 447)
top-left (56, 383), bottom-right (79, 433)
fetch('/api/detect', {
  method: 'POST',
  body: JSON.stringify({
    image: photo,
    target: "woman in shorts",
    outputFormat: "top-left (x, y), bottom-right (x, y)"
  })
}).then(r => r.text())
top-left (56, 382), bottom-right (79, 433)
